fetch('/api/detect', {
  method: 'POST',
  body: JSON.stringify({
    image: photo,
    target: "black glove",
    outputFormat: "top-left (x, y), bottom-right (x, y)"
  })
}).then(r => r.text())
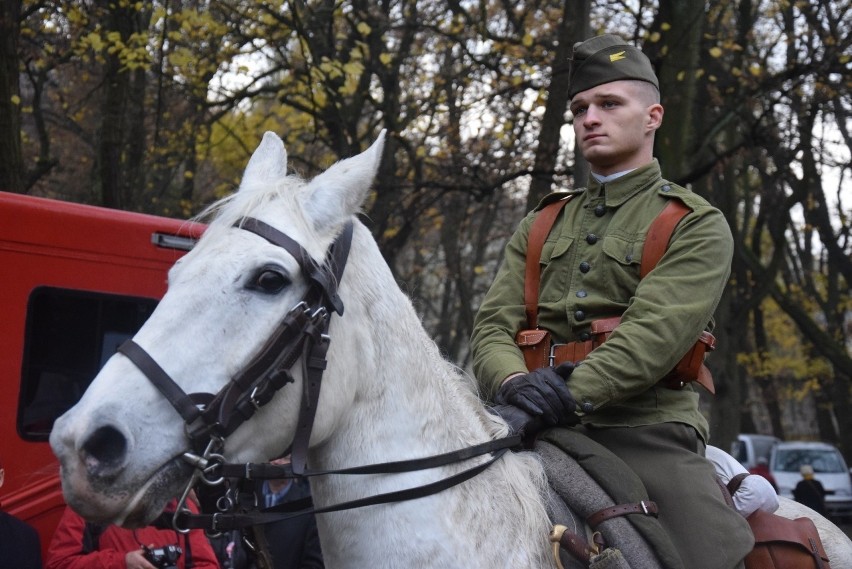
top-left (494, 363), bottom-right (577, 426)
top-left (488, 403), bottom-right (543, 439)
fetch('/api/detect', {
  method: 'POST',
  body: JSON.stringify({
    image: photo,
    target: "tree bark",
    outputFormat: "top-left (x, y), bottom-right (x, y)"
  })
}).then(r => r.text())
top-left (0, 0), bottom-right (23, 193)
top-left (525, 0), bottom-right (590, 209)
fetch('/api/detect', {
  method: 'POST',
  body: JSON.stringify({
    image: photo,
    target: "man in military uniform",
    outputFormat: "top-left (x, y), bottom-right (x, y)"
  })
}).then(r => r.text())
top-left (470, 34), bottom-right (754, 568)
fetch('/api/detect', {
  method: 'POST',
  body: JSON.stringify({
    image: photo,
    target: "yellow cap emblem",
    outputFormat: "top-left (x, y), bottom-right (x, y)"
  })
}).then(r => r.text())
top-left (609, 51), bottom-right (627, 62)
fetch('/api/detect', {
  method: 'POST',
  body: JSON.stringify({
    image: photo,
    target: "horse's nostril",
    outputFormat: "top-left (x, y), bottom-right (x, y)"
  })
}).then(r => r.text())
top-left (81, 425), bottom-right (127, 470)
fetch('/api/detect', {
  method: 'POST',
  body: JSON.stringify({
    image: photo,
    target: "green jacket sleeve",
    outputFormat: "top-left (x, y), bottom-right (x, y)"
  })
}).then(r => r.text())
top-left (470, 213), bottom-right (535, 400)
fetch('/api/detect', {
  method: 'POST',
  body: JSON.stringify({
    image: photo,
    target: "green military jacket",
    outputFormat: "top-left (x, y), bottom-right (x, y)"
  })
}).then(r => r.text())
top-left (470, 160), bottom-right (734, 442)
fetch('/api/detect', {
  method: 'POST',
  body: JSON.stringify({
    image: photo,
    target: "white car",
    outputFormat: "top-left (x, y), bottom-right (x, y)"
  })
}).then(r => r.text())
top-left (770, 441), bottom-right (852, 519)
top-left (730, 433), bottom-right (781, 470)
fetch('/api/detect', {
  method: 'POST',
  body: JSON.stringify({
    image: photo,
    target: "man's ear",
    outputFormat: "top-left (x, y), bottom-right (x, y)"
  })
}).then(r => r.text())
top-left (647, 103), bottom-right (664, 132)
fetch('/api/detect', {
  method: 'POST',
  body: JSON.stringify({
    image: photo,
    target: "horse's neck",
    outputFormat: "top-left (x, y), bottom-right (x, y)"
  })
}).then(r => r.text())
top-left (305, 230), bottom-right (554, 568)
top-left (320, 243), bottom-right (490, 465)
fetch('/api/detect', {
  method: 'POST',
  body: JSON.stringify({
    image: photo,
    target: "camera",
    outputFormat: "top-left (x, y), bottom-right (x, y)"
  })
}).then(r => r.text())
top-left (142, 544), bottom-right (183, 569)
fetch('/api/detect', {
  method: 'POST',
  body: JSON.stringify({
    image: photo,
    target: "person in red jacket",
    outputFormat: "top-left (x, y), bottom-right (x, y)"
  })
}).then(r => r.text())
top-left (46, 499), bottom-right (220, 569)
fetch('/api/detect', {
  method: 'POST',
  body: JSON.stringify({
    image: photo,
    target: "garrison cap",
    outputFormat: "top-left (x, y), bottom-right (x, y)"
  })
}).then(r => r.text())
top-left (568, 34), bottom-right (659, 99)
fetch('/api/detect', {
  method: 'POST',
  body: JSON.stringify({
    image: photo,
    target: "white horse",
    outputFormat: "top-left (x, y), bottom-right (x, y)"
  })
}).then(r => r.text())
top-left (50, 131), bottom-right (852, 569)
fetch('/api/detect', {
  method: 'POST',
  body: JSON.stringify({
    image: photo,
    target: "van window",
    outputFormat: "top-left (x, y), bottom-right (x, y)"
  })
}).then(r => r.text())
top-left (772, 448), bottom-right (847, 474)
top-left (17, 287), bottom-right (157, 441)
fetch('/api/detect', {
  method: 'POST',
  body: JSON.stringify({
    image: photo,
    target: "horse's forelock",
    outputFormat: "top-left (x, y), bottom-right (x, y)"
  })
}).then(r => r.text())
top-left (194, 176), bottom-right (309, 235)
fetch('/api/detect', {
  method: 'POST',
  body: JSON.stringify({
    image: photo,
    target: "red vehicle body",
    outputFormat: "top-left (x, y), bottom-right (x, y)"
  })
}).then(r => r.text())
top-left (0, 191), bottom-right (204, 561)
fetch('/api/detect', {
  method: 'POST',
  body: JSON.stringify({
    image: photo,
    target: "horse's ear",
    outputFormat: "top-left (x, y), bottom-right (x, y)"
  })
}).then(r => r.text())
top-left (240, 131), bottom-right (288, 191)
top-left (303, 130), bottom-right (386, 230)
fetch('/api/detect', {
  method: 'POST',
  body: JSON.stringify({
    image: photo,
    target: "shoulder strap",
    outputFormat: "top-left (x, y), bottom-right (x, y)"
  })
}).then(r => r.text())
top-left (640, 198), bottom-right (691, 278)
top-left (726, 472), bottom-right (750, 495)
top-left (81, 521), bottom-right (104, 554)
top-left (523, 194), bottom-right (691, 328)
top-left (524, 197), bottom-right (573, 328)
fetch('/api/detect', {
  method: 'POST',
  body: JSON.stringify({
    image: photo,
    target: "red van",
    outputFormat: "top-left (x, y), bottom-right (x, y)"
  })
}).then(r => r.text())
top-left (0, 191), bottom-right (204, 561)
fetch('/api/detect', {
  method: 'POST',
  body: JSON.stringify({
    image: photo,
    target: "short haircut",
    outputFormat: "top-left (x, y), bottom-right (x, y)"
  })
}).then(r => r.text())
top-left (627, 79), bottom-right (661, 105)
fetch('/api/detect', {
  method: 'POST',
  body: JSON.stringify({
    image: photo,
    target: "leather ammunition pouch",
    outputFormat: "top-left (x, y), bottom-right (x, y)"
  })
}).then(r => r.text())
top-left (517, 316), bottom-right (716, 393)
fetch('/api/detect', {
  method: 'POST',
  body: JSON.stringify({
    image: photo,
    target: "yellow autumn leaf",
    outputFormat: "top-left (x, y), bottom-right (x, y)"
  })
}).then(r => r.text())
top-left (86, 32), bottom-right (104, 52)
top-left (10, 94), bottom-right (20, 105)
top-left (748, 64), bottom-right (761, 76)
top-left (342, 60), bottom-right (364, 76)
top-left (649, 32), bottom-right (661, 42)
top-left (357, 22), bottom-right (371, 36)
top-left (380, 53), bottom-right (393, 65)
top-left (522, 34), bottom-right (533, 47)
top-left (661, 23), bottom-right (671, 31)
top-left (709, 46), bottom-right (723, 58)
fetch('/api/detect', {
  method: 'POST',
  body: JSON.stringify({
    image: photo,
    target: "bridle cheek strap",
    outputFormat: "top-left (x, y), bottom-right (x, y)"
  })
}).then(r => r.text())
top-left (117, 219), bottom-right (353, 461)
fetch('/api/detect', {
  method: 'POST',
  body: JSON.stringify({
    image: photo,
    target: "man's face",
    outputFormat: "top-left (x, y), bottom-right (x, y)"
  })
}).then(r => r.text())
top-left (570, 80), bottom-right (662, 175)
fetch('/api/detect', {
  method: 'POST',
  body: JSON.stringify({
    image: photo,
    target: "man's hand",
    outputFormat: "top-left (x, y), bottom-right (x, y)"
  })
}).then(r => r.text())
top-left (125, 548), bottom-right (157, 569)
top-left (495, 363), bottom-right (577, 426)
top-left (489, 403), bottom-right (543, 438)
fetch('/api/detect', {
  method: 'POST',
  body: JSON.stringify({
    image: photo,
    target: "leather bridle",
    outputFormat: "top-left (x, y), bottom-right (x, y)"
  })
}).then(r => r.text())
top-left (117, 216), bottom-right (520, 535)
top-left (119, 217), bottom-right (351, 475)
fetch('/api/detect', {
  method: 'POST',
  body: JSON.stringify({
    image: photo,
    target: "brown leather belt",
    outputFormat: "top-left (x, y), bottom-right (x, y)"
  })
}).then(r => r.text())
top-left (519, 315), bottom-right (717, 393)
top-left (586, 500), bottom-right (659, 528)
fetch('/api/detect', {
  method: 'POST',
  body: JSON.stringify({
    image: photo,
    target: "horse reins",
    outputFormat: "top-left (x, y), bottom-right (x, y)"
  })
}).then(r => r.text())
top-left (117, 216), bottom-right (521, 536)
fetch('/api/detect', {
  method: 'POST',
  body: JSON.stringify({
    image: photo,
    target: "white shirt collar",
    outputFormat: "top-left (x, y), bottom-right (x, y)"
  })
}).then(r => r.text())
top-left (591, 168), bottom-right (637, 184)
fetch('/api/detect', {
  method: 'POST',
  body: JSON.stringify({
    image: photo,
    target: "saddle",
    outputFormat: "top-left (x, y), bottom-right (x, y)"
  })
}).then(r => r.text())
top-left (534, 427), bottom-right (684, 569)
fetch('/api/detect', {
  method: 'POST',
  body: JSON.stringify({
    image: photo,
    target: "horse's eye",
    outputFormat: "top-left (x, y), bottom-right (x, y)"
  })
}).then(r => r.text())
top-left (251, 268), bottom-right (290, 294)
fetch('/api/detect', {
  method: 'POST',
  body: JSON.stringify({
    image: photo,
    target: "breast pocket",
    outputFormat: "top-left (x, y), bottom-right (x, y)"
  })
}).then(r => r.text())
top-left (539, 235), bottom-right (574, 303)
top-left (601, 234), bottom-right (642, 302)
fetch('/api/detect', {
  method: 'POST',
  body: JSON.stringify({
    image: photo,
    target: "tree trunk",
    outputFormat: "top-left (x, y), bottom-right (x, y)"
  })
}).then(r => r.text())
top-left (0, 0), bottom-right (23, 193)
top-left (526, 0), bottom-right (590, 209)
top-left (648, 0), bottom-right (706, 181)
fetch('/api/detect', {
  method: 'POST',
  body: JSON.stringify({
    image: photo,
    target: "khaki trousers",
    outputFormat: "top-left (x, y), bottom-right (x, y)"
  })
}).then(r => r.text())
top-left (582, 422), bottom-right (753, 569)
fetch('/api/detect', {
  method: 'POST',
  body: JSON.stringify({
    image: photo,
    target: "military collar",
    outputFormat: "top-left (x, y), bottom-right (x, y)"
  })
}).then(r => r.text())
top-left (586, 159), bottom-right (662, 207)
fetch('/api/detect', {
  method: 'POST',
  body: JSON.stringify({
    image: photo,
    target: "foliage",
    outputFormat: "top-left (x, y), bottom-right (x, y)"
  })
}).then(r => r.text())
top-left (5, 0), bottom-right (851, 452)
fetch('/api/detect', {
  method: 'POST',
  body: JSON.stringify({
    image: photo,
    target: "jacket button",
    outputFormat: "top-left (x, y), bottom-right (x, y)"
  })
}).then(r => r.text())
top-left (574, 310), bottom-right (586, 321)
top-left (579, 261), bottom-right (591, 273)
top-left (594, 204), bottom-right (606, 217)
top-left (585, 234), bottom-right (598, 244)
top-left (582, 402), bottom-right (594, 413)
top-left (576, 290), bottom-right (587, 298)
top-left (579, 332), bottom-right (591, 341)
top-left (662, 184), bottom-right (671, 192)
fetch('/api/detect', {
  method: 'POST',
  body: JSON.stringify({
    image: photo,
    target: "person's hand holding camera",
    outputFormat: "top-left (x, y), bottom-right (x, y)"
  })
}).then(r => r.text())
top-left (495, 363), bottom-right (578, 427)
top-left (125, 547), bottom-right (158, 569)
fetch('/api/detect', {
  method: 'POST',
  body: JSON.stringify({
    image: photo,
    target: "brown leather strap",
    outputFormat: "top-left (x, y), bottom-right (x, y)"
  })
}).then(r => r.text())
top-left (640, 198), bottom-right (690, 278)
top-left (586, 500), bottom-right (658, 528)
top-left (551, 524), bottom-right (597, 565)
top-left (726, 472), bottom-right (750, 495)
top-left (524, 197), bottom-right (573, 328)
top-left (524, 194), bottom-right (689, 325)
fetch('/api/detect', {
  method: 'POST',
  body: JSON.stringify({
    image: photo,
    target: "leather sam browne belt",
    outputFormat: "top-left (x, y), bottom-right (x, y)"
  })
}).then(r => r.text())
top-left (516, 195), bottom-right (717, 394)
top-left (548, 316), bottom-right (717, 393)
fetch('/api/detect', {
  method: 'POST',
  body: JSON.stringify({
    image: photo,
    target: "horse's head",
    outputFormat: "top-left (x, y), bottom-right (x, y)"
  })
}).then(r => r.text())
top-left (49, 131), bottom-right (386, 526)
